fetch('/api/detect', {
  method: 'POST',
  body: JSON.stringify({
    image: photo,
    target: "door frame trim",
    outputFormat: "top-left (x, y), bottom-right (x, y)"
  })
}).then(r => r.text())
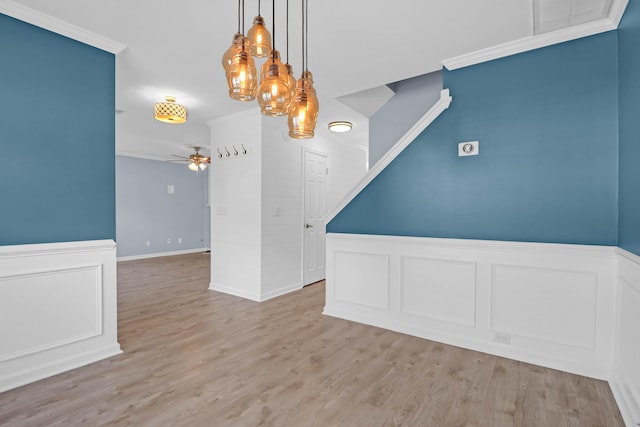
top-left (301, 147), bottom-right (329, 286)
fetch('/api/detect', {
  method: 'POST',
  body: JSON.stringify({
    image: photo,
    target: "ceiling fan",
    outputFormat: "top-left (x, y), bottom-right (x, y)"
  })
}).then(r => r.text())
top-left (168, 146), bottom-right (211, 172)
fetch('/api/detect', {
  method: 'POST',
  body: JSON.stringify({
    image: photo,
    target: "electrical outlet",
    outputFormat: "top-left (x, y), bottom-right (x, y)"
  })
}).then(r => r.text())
top-left (167, 238), bottom-right (171, 244)
top-left (178, 238), bottom-right (182, 244)
top-left (493, 332), bottom-right (511, 344)
top-left (145, 241), bottom-right (151, 247)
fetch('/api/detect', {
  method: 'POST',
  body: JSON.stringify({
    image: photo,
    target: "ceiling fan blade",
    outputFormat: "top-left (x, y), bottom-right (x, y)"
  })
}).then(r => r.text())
top-left (166, 159), bottom-right (189, 163)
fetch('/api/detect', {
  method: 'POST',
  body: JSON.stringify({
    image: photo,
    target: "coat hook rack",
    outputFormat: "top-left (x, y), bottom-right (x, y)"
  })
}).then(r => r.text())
top-left (213, 145), bottom-right (249, 160)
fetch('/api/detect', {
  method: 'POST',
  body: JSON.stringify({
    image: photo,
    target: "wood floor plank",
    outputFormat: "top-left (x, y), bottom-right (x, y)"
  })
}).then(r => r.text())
top-left (0, 253), bottom-right (625, 426)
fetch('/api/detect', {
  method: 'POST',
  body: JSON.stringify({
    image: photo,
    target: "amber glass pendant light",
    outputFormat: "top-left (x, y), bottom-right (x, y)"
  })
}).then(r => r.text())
top-left (225, 0), bottom-right (258, 101)
top-left (247, 0), bottom-right (271, 58)
top-left (222, 32), bottom-right (245, 73)
top-left (288, 0), bottom-right (318, 138)
top-left (257, 0), bottom-right (291, 116)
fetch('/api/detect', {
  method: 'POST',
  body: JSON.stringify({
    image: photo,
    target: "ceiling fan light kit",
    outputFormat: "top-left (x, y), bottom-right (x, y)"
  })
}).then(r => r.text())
top-left (154, 96), bottom-right (187, 124)
top-left (169, 146), bottom-right (211, 172)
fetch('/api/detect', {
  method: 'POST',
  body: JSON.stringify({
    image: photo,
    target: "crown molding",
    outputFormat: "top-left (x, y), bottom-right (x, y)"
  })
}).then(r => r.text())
top-left (116, 151), bottom-right (174, 162)
top-left (610, 0), bottom-right (629, 27)
top-left (442, 0), bottom-right (628, 71)
top-left (0, 0), bottom-right (126, 54)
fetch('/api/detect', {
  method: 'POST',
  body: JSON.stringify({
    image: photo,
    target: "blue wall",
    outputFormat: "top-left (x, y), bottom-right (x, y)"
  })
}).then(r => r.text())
top-left (0, 14), bottom-right (115, 246)
top-left (618, 0), bottom-right (640, 256)
top-left (329, 33), bottom-right (619, 246)
top-left (116, 156), bottom-right (210, 258)
top-left (369, 71), bottom-right (443, 167)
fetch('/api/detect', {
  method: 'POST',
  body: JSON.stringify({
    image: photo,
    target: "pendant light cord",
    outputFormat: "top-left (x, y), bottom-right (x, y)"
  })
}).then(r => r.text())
top-left (237, 0), bottom-right (241, 33)
top-left (258, 0), bottom-right (261, 16)
top-left (305, 0), bottom-right (308, 71)
top-left (286, 0), bottom-right (289, 65)
top-left (272, 0), bottom-right (276, 63)
top-left (301, 0), bottom-right (305, 72)
top-left (242, 0), bottom-right (245, 34)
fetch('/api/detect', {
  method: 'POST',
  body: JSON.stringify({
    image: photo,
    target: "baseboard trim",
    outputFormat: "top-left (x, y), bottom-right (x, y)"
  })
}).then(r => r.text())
top-left (609, 365), bottom-right (640, 427)
top-left (209, 282), bottom-right (303, 302)
top-left (0, 344), bottom-right (122, 393)
top-left (260, 282), bottom-right (303, 302)
top-left (209, 282), bottom-right (262, 302)
top-left (117, 247), bottom-right (210, 262)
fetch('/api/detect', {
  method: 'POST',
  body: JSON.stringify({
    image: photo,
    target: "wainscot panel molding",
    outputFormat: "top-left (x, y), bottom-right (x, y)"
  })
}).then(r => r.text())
top-left (0, 240), bottom-right (121, 392)
top-left (324, 233), bottom-right (617, 380)
top-left (611, 248), bottom-right (640, 427)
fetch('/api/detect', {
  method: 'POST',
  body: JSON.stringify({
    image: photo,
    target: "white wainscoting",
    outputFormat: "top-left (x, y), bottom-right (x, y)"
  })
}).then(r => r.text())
top-left (611, 249), bottom-right (640, 427)
top-left (324, 233), bottom-right (617, 380)
top-left (0, 240), bottom-right (121, 392)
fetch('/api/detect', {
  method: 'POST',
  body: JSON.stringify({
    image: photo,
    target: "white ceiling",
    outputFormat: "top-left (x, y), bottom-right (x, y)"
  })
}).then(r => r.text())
top-left (7, 0), bottom-right (613, 159)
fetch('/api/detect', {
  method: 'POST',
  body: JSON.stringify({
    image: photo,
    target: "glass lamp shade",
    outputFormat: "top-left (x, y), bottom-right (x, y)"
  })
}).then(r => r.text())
top-left (154, 96), bottom-right (187, 124)
top-left (285, 64), bottom-right (296, 103)
top-left (227, 45), bottom-right (258, 101)
top-left (288, 71), bottom-right (319, 139)
top-left (247, 16), bottom-right (271, 58)
top-left (257, 50), bottom-right (291, 116)
top-left (222, 33), bottom-right (245, 72)
top-left (188, 162), bottom-right (199, 171)
top-left (199, 162), bottom-right (208, 171)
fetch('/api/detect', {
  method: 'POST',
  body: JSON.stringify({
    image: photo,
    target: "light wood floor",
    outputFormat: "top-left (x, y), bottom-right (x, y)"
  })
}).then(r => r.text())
top-left (0, 253), bottom-right (624, 426)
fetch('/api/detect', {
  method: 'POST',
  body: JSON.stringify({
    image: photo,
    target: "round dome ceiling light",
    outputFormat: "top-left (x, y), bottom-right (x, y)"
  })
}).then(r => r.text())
top-left (328, 121), bottom-right (352, 133)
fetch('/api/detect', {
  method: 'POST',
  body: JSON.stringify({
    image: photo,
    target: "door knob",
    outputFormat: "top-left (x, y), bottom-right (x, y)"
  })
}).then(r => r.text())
top-left (305, 224), bottom-right (313, 229)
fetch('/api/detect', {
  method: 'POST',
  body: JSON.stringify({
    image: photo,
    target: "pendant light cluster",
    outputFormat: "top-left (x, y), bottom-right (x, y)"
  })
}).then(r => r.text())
top-left (223, 0), bottom-right (318, 138)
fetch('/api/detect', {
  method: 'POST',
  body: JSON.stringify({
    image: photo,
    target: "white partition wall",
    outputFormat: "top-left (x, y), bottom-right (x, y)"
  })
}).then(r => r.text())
top-left (0, 240), bottom-right (121, 392)
top-left (324, 233), bottom-right (617, 379)
top-left (611, 249), bottom-right (640, 426)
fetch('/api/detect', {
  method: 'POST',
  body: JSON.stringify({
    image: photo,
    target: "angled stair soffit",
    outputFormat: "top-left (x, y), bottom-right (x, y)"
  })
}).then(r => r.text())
top-left (324, 89), bottom-right (452, 224)
top-left (443, 0), bottom-right (627, 70)
top-left (336, 85), bottom-right (396, 119)
top-left (534, 0), bottom-right (614, 34)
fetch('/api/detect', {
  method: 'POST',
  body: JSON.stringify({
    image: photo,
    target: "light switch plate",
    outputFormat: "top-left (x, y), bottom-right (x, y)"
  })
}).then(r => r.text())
top-left (458, 141), bottom-right (479, 157)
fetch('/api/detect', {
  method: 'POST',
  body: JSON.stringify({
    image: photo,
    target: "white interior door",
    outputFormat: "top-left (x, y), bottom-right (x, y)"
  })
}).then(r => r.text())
top-left (303, 150), bottom-right (327, 286)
